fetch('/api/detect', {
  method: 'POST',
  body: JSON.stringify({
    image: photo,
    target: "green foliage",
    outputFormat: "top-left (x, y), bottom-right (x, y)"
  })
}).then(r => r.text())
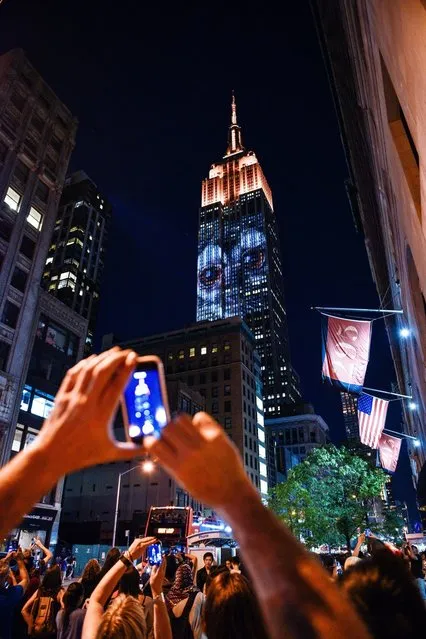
top-left (268, 445), bottom-right (387, 550)
top-left (378, 508), bottom-right (406, 545)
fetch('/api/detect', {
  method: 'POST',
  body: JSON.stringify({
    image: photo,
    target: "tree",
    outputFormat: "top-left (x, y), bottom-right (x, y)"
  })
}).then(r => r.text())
top-left (268, 445), bottom-right (387, 550)
top-left (378, 508), bottom-right (406, 545)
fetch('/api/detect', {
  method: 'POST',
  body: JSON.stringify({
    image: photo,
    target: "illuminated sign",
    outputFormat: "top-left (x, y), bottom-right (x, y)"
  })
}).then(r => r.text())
top-left (155, 528), bottom-right (177, 535)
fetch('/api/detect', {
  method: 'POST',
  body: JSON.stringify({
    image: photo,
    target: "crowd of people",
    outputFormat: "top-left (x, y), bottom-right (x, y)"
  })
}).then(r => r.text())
top-left (0, 347), bottom-right (425, 639)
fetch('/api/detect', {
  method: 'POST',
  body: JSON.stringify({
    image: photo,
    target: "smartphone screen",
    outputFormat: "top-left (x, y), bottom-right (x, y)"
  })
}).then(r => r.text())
top-left (365, 528), bottom-right (371, 537)
top-left (123, 359), bottom-right (169, 443)
top-left (147, 543), bottom-right (162, 566)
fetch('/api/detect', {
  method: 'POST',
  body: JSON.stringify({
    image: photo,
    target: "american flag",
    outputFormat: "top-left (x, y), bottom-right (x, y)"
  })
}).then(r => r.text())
top-left (357, 393), bottom-right (389, 449)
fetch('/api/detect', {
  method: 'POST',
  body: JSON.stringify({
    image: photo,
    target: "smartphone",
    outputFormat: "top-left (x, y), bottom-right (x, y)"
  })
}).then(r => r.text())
top-left (122, 356), bottom-right (170, 444)
top-left (365, 528), bottom-right (371, 537)
top-left (147, 543), bottom-right (162, 566)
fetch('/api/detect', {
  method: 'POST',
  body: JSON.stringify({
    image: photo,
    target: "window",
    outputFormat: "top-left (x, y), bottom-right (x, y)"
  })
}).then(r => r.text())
top-left (178, 349), bottom-right (185, 360)
top-left (11, 267), bottom-right (27, 293)
top-left (211, 371), bottom-right (218, 383)
top-left (201, 346), bottom-right (207, 355)
top-left (260, 480), bottom-right (268, 494)
top-left (35, 180), bottom-right (49, 203)
top-left (168, 352), bottom-right (173, 360)
top-left (0, 341), bottom-right (10, 370)
top-left (26, 206), bottom-right (43, 231)
top-left (189, 347), bottom-right (195, 358)
top-left (259, 444), bottom-right (266, 460)
top-left (20, 235), bottom-right (36, 259)
top-left (224, 400), bottom-right (231, 413)
top-left (224, 417), bottom-right (232, 430)
top-left (1, 301), bottom-right (20, 328)
top-left (199, 373), bottom-right (206, 384)
top-left (212, 401), bottom-right (219, 414)
top-left (31, 390), bottom-right (55, 418)
top-left (211, 344), bottom-right (218, 353)
top-left (4, 186), bottom-right (21, 211)
top-left (0, 218), bottom-right (13, 241)
top-left (259, 462), bottom-right (267, 477)
top-left (13, 160), bottom-right (30, 186)
top-left (187, 375), bottom-right (194, 386)
top-left (224, 368), bottom-right (231, 380)
top-left (224, 384), bottom-right (231, 395)
top-left (45, 322), bottom-right (67, 352)
top-left (212, 387), bottom-right (218, 398)
top-left (224, 341), bottom-right (231, 351)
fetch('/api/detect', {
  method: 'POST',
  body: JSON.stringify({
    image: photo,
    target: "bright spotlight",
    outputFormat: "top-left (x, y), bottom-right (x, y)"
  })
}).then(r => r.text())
top-left (409, 402), bottom-right (417, 411)
top-left (399, 327), bottom-right (410, 338)
top-left (142, 459), bottom-right (155, 473)
top-left (414, 439), bottom-right (421, 448)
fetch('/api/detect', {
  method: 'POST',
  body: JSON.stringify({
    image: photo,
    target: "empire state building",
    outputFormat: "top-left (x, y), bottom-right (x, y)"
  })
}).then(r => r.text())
top-left (196, 96), bottom-right (301, 416)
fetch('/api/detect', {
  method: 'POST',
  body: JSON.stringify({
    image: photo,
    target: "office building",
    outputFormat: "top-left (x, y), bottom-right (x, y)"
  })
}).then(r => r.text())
top-left (341, 392), bottom-right (359, 441)
top-left (313, 1), bottom-right (426, 516)
top-left (103, 317), bottom-right (268, 496)
top-left (60, 381), bottom-right (203, 545)
top-left (0, 49), bottom-right (77, 466)
top-left (265, 412), bottom-right (329, 487)
top-left (196, 96), bottom-right (301, 417)
top-left (42, 170), bottom-right (112, 352)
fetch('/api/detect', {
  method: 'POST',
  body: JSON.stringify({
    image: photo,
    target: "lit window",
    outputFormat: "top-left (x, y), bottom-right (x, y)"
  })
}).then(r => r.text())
top-left (178, 350), bottom-right (185, 360)
top-left (211, 344), bottom-right (218, 353)
top-left (31, 390), bottom-right (54, 418)
top-left (259, 462), bottom-right (267, 477)
top-left (75, 201), bottom-right (84, 208)
top-left (259, 444), bottom-right (266, 460)
top-left (59, 271), bottom-right (76, 281)
top-left (4, 186), bottom-right (21, 211)
top-left (256, 397), bottom-right (264, 411)
top-left (189, 347), bottom-right (195, 358)
top-left (201, 346), bottom-right (207, 355)
top-left (257, 427), bottom-right (265, 443)
top-left (27, 206), bottom-right (43, 231)
top-left (20, 385), bottom-right (32, 411)
top-left (45, 257), bottom-right (53, 265)
top-left (224, 341), bottom-right (231, 351)
top-left (168, 352), bottom-right (173, 360)
top-left (260, 480), bottom-right (268, 494)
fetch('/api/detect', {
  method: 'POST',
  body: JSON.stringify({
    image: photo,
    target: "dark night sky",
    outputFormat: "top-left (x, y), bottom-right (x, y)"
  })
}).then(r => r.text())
top-left (0, 0), bottom-right (418, 517)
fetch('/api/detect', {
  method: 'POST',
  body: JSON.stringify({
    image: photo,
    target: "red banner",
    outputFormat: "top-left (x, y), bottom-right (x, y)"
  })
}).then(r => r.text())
top-left (321, 315), bottom-right (372, 393)
top-left (379, 433), bottom-right (402, 473)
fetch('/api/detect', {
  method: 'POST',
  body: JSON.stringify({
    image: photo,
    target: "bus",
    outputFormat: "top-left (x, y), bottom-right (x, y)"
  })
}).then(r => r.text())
top-left (145, 506), bottom-right (193, 552)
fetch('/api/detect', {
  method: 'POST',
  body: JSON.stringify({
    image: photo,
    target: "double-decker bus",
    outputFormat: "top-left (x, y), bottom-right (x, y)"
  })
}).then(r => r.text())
top-left (145, 506), bottom-right (193, 551)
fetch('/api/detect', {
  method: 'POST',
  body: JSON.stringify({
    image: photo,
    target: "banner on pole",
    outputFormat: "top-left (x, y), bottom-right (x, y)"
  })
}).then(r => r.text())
top-left (379, 433), bottom-right (402, 473)
top-left (358, 393), bottom-right (389, 449)
top-left (321, 314), bottom-right (372, 393)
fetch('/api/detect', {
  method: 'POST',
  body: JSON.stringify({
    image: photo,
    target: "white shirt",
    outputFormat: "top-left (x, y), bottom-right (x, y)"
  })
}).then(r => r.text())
top-left (172, 592), bottom-right (206, 639)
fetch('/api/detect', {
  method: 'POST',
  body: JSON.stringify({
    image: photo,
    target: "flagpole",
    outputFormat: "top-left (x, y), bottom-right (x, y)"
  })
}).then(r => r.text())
top-left (312, 306), bottom-right (403, 314)
top-left (363, 386), bottom-right (412, 399)
top-left (382, 428), bottom-right (418, 441)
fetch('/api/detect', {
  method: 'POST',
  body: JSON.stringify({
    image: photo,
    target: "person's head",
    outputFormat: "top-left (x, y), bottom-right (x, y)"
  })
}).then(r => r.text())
top-left (411, 544), bottom-right (419, 556)
top-left (203, 571), bottom-right (267, 639)
top-left (344, 556), bottom-right (361, 571)
top-left (203, 552), bottom-right (214, 570)
top-left (173, 563), bottom-right (193, 593)
top-left (165, 554), bottom-right (178, 582)
top-left (119, 567), bottom-right (140, 598)
top-left (225, 559), bottom-right (231, 570)
top-left (230, 556), bottom-right (240, 569)
top-left (0, 561), bottom-right (11, 590)
top-left (98, 547), bottom-right (121, 580)
top-left (321, 554), bottom-right (336, 576)
top-left (81, 558), bottom-right (101, 582)
top-left (40, 565), bottom-right (62, 595)
top-left (62, 582), bottom-right (84, 630)
top-left (341, 548), bottom-right (426, 638)
top-left (96, 593), bottom-right (146, 639)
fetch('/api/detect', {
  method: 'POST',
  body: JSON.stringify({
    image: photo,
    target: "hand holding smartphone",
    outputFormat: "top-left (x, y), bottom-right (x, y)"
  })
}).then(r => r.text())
top-left (122, 356), bottom-right (170, 444)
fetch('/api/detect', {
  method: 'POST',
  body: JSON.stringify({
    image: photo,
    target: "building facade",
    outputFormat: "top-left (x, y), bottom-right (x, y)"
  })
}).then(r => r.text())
top-left (314, 1), bottom-right (426, 511)
top-left (103, 317), bottom-right (268, 497)
top-left (42, 170), bottom-right (112, 353)
top-left (341, 391), bottom-right (359, 441)
top-left (60, 381), bottom-right (203, 546)
top-left (196, 96), bottom-right (301, 417)
top-left (265, 413), bottom-right (329, 487)
top-left (0, 49), bottom-right (77, 464)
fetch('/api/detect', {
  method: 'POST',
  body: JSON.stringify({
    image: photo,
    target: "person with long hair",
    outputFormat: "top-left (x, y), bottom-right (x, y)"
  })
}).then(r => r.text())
top-left (80, 559), bottom-right (101, 601)
top-left (82, 537), bottom-right (171, 639)
top-left (166, 563), bottom-right (204, 639)
top-left (97, 548), bottom-right (120, 584)
top-left (21, 564), bottom-right (64, 638)
top-left (203, 571), bottom-right (267, 639)
top-left (116, 567), bottom-right (153, 638)
top-left (56, 581), bottom-right (85, 639)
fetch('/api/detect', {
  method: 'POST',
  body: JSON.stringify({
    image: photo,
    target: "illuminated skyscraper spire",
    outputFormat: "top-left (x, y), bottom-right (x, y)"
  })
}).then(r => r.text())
top-left (225, 91), bottom-right (244, 156)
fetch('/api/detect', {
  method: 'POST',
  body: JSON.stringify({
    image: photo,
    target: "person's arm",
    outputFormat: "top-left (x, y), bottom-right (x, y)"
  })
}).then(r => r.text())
top-left (15, 551), bottom-right (29, 592)
top-left (82, 536), bottom-right (156, 639)
top-left (150, 558), bottom-right (172, 639)
top-left (405, 542), bottom-right (416, 560)
top-left (186, 552), bottom-right (198, 580)
top-left (352, 533), bottom-right (365, 557)
top-left (0, 348), bottom-right (139, 540)
top-left (145, 413), bottom-right (370, 639)
top-left (22, 589), bottom-right (38, 630)
top-left (34, 536), bottom-right (53, 566)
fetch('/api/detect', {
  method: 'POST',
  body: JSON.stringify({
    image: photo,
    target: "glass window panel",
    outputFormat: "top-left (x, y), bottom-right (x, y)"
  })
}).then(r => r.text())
top-left (20, 385), bottom-right (32, 411)
top-left (4, 186), bottom-right (21, 211)
top-left (31, 392), bottom-right (54, 418)
top-left (27, 206), bottom-right (43, 231)
top-left (45, 323), bottom-right (67, 351)
top-left (12, 426), bottom-right (23, 452)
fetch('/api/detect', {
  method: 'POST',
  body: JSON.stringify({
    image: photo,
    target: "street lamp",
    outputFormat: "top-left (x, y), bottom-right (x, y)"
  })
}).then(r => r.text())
top-left (399, 327), bottom-right (410, 338)
top-left (112, 461), bottom-right (154, 548)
